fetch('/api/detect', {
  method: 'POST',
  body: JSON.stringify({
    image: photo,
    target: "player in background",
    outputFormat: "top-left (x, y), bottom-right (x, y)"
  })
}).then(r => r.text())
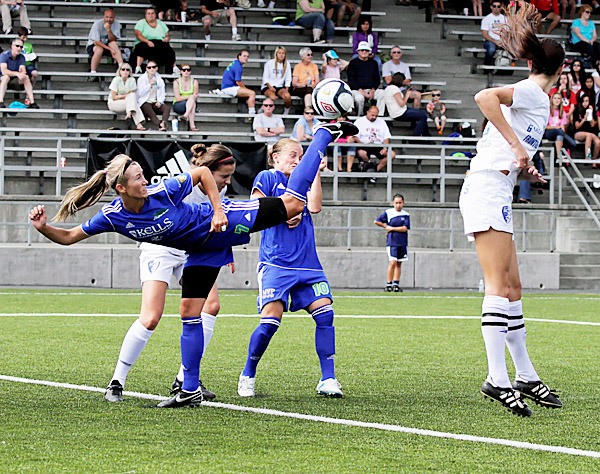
top-left (237, 138), bottom-right (343, 398)
top-left (374, 193), bottom-right (410, 293)
top-left (29, 120), bottom-right (358, 408)
top-left (458, 1), bottom-right (563, 417)
top-left (104, 144), bottom-right (235, 403)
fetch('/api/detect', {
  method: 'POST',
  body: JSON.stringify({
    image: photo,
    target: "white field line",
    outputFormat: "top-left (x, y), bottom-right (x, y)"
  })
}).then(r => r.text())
top-left (1, 374), bottom-right (599, 460)
top-left (1, 313), bottom-right (600, 326)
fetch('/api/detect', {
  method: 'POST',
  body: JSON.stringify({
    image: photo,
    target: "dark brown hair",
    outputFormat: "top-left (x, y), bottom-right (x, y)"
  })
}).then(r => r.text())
top-left (190, 144), bottom-right (236, 170)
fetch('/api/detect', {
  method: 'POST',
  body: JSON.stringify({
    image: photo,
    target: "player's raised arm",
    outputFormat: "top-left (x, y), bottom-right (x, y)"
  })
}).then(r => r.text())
top-left (29, 205), bottom-right (89, 245)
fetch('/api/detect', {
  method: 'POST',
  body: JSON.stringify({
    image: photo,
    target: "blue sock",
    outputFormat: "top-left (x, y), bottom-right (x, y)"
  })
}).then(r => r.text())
top-left (242, 317), bottom-right (280, 377)
top-left (285, 128), bottom-right (333, 202)
top-left (312, 305), bottom-right (336, 380)
top-left (180, 316), bottom-right (203, 392)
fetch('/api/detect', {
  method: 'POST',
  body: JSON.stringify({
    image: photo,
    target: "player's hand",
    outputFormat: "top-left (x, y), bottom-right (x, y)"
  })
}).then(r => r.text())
top-left (227, 262), bottom-right (236, 273)
top-left (510, 141), bottom-right (529, 169)
top-left (29, 205), bottom-right (47, 229)
top-left (318, 157), bottom-right (328, 171)
top-left (210, 210), bottom-right (228, 233)
top-left (520, 165), bottom-right (547, 184)
top-left (287, 213), bottom-right (302, 229)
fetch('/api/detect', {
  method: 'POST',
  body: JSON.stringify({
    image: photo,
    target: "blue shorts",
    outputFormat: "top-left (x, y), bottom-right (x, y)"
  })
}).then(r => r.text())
top-left (257, 264), bottom-right (332, 313)
top-left (198, 198), bottom-right (260, 251)
top-left (387, 245), bottom-right (408, 262)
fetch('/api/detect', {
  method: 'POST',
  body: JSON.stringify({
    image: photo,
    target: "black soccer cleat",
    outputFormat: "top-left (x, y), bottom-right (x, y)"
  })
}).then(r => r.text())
top-left (385, 284), bottom-right (393, 292)
top-left (157, 389), bottom-right (203, 408)
top-left (314, 121), bottom-right (359, 142)
top-left (170, 377), bottom-right (216, 401)
top-left (513, 379), bottom-right (562, 409)
top-left (199, 380), bottom-right (216, 401)
top-left (481, 380), bottom-right (532, 417)
top-left (104, 380), bottom-right (124, 403)
top-left (393, 284), bottom-right (403, 292)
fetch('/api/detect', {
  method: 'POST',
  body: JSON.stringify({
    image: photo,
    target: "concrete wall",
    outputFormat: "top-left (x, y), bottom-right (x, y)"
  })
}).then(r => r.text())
top-left (0, 245), bottom-right (560, 290)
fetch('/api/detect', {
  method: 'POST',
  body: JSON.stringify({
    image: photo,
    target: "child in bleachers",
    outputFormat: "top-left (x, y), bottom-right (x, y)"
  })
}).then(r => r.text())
top-left (18, 26), bottom-right (37, 84)
top-left (321, 49), bottom-right (348, 80)
top-left (426, 89), bottom-right (447, 135)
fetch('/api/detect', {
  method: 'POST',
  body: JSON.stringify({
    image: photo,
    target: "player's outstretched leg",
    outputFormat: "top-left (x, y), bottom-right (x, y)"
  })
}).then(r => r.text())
top-left (312, 304), bottom-right (343, 398)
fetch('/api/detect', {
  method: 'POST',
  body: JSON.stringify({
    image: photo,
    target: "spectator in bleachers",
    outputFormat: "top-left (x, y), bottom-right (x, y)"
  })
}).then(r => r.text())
top-left (151, 0), bottom-right (178, 20)
top-left (291, 106), bottom-right (319, 142)
top-left (572, 93), bottom-right (600, 161)
top-left (472, 0), bottom-right (483, 17)
top-left (107, 63), bottom-right (146, 131)
top-left (132, 7), bottom-right (177, 76)
top-left (530, 0), bottom-right (561, 35)
top-left (1, 0), bottom-right (30, 36)
top-left (579, 74), bottom-right (595, 100)
top-left (257, 0), bottom-right (276, 9)
top-left (262, 46), bottom-right (292, 115)
top-left (201, 0), bottom-right (242, 43)
top-left (220, 49), bottom-right (257, 117)
top-left (544, 92), bottom-right (577, 159)
top-left (295, 0), bottom-right (335, 43)
top-left (549, 71), bottom-right (577, 118)
top-left (382, 46), bottom-right (421, 109)
top-left (327, 113), bottom-right (354, 171)
top-left (560, 0), bottom-right (576, 20)
top-left (570, 5), bottom-right (600, 65)
top-left (292, 47), bottom-right (320, 108)
top-left (347, 41), bottom-right (385, 116)
top-left (17, 27), bottom-right (36, 84)
top-left (321, 49), bottom-right (348, 79)
top-left (0, 37), bottom-right (38, 108)
top-left (432, 0), bottom-right (445, 14)
top-left (330, 0), bottom-right (362, 27)
top-left (384, 72), bottom-right (429, 136)
top-left (347, 105), bottom-right (395, 182)
top-left (137, 60), bottom-right (171, 131)
top-left (253, 98), bottom-right (286, 144)
top-left (567, 58), bottom-right (586, 95)
top-left (351, 16), bottom-right (381, 71)
top-left (480, 1), bottom-right (507, 66)
top-left (173, 63), bottom-right (199, 131)
top-left (426, 89), bottom-right (447, 135)
top-left (86, 8), bottom-right (124, 76)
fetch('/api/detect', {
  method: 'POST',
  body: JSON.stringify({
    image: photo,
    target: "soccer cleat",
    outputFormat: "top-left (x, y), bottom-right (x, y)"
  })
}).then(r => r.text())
top-left (104, 380), bottom-right (124, 402)
top-left (157, 389), bottom-right (203, 408)
top-left (316, 378), bottom-right (343, 398)
top-left (314, 121), bottom-right (359, 142)
top-left (513, 379), bottom-right (562, 408)
top-left (393, 284), bottom-right (403, 292)
top-left (170, 377), bottom-right (217, 401)
top-left (385, 284), bottom-right (393, 292)
top-left (480, 380), bottom-right (532, 417)
top-left (238, 374), bottom-right (256, 397)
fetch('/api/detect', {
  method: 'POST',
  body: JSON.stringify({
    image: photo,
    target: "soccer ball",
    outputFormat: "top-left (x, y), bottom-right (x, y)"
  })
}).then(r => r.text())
top-left (312, 78), bottom-right (354, 119)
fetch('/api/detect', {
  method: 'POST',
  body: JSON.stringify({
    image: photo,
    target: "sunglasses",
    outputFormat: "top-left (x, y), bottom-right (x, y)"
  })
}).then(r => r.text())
top-left (181, 68), bottom-right (191, 72)
top-left (584, 10), bottom-right (592, 13)
top-left (146, 65), bottom-right (158, 69)
top-left (121, 68), bottom-right (132, 72)
top-left (263, 103), bottom-right (274, 107)
top-left (391, 51), bottom-right (401, 54)
top-left (492, 4), bottom-right (502, 7)
top-left (304, 111), bottom-right (315, 114)
top-left (14, 44), bottom-right (24, 48)
top-left (432, 93), bottom-right (441, 97)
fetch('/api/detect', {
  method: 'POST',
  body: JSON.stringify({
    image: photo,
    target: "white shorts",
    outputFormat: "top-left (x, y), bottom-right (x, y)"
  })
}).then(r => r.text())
top-left (139, 243), bottom-right (187, 286)
top-left (459, 170), bottom-right (514, 242)
top-left (220, 86), bottom-right (240, 97)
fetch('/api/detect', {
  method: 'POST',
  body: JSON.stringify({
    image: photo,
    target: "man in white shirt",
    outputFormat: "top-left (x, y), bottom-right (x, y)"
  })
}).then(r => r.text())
top-left (86, 8), bottom-right (123, 75)
top-left (481, 2), bottom-right (507, 66)
top-left (381, 46), bottom-right (421, 109)
top-left (253, 98), bottom-right (285, 144)
top-left (347, 105), bottom-right (396, 182)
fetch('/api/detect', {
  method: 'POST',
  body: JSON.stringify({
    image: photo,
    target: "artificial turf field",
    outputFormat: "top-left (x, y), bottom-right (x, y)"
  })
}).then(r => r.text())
top-left (0, 289), bottom-right (599, 473)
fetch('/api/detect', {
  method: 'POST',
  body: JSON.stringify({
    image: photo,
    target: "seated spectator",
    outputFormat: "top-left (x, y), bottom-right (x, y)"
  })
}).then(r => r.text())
top-left (137, 60), bottom-right (171, 131)
top-left (86, 8), bottom-right (124, 76)
top-left (201, 0), bottom-right (241, 43)
top-left (220, 49), bottom-right (256, 117)
top-left (549, 72), bottom-right (577, 119)
top-left (262, 46), bottom-right (292, 115)
top-left (107, 63), bottom-right (146, 131)
top-left (560, 0), bottom-right (576, 20)
top-left (17, 26), bottom-right (36, 84)
top-left (351, 16), bottom-right (381, 71)
top-left (480, 1), bottom-right (506, 66)
top-left (132, 7), bottom-right (177, 75)
top-left (151, 0), bottom-right (178, 20)
top-left (347, 105), bottom-right (395, 182)
top-left (570, 6), bottom-right (600, 65)
top-left (257, 0), bottom-right (276, 8)
top-left (382, 46), bottom-right (421, 109)
top-left (327, 113), bottom-right (354, 171)
top-left (347, 41), bottom-right (384, 116)
top-left (321, 49), bottom-right (348, 80)
top-left (384, 72), bottom-right (429, 137)
top-left (568, 59), bottom-right (586, 96)
top-left (579, 74), bottom-right (595, 100)
top-left (530, 0), bottom-right (561, 35)
top-left (472, 0), bottom-right (482, 17)
top-left (426, 89), bottom-right (447, 135)
top-left (290, 106), bottom-right (319, 142)
top-left (0, 37), bottom-right (38, 108)
top-left (572, 93), bottom-right (600, 162)
top-left (253, 98), bottom-right (285, 144)
top-left (330, 0), bottom-right (362, 27)
top-left (172, 63), bottom-right (199, 131)
top-left (291, 47), bottom-right (320, 108)
top-left (432, 0), bottom-right (445, 14)
top-left (544, 92), bottom-right (577, 160)
top-left (1, 0), bottom-right (30, 35)
top-left (295, 0), bottom-right (335, 43)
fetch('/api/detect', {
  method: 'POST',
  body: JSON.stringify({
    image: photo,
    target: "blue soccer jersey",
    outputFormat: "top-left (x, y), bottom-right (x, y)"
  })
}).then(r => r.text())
top-left (81, 173), bottom-right (258, 253)
top-left (376, 208), bottom-right (410, 247)
top-left (253, 169), bottom-right (322, 271)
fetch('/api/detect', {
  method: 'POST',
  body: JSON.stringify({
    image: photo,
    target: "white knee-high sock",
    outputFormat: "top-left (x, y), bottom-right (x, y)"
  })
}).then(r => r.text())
top-left (506, 300), bottom-right (539, 382)
top-left (201, 312), bottom-right (217, 356)
top-left (112, 319), bottom-right (154, 386)
top-left (481, 295), bottom-right (511, 387)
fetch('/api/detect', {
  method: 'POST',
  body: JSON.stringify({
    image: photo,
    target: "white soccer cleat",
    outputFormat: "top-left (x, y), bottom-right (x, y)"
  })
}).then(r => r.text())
top-left (238, 374), bottom-right (256, 397)
top-left (316, 378), bottom-right (343, 398)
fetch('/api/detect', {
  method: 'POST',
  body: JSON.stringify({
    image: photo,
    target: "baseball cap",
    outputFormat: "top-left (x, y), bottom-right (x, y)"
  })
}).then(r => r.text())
top-left (325, 49), bottom-right (339, 59)
top-left (357, 41), bottom-right (372, 52)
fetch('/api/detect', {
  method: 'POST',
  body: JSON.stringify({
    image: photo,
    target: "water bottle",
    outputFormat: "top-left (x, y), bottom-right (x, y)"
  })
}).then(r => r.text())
top-left (171, 118), bottom-right (179, 132)
top-left (478, 279), bottom-right (485, 293)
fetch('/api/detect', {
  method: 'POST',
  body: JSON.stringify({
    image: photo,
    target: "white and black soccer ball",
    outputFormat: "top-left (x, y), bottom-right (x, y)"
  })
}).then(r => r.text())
top-left (312, 78), bottom-right (354, 119)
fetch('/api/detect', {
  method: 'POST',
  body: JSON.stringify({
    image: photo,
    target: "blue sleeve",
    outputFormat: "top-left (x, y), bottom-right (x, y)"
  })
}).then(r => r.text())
top-left (234, 62), bottom-right (243, 82)
top-left (405, 215), bottom-right (410, 230)
top-left (252, 170), bottom-right (274, 197)
top-left (81, 207), bottom-right (115, 236)
top-left (162, 172), bottom-right (193, 206)
top-left (375, 211), bottom-right (387, 224)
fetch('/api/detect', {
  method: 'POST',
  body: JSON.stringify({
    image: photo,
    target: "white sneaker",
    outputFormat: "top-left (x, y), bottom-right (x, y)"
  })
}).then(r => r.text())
top-left (232, 33), bottom-right (242, 41)
top-left (257, 0), bottom-right (266, 6)
top-left (238, 374), bottom-right (256, 397)
top-left (172, 65), bottom-right (181, 77)
top-left (316, 378), bottom-right (343, 398)
top-left (134, 66), bottom-right (142, 74)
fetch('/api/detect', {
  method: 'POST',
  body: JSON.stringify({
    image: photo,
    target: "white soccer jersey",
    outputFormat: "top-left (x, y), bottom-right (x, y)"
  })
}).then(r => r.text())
top-left (470, 79), bottom-right (549, 182)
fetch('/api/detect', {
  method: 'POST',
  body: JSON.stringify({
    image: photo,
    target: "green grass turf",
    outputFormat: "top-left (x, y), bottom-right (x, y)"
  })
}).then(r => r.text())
top-left (0, 289), bottom-right (599, 472)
